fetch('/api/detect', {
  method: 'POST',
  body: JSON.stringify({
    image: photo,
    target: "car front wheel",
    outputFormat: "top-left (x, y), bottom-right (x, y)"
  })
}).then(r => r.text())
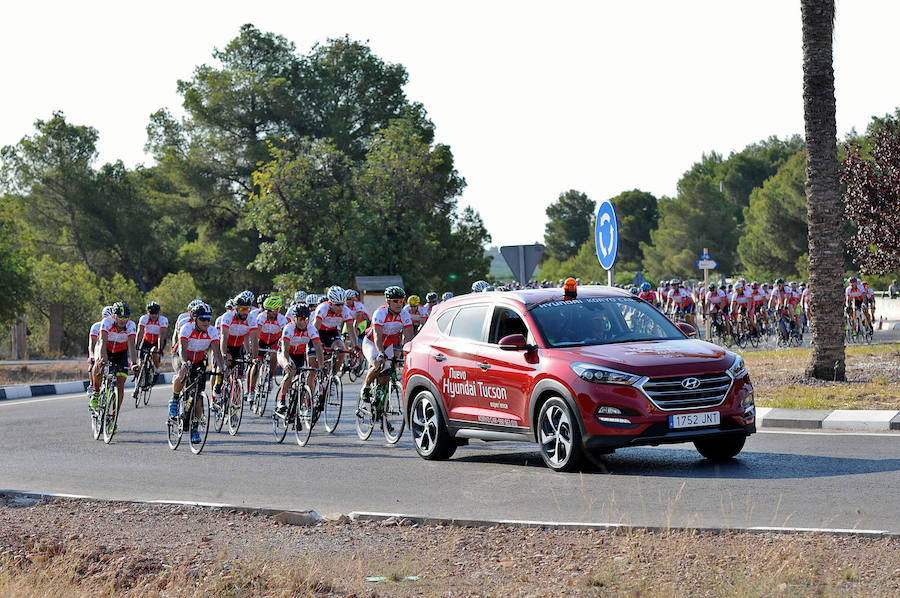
top-left (410, 390), bottom-right (456, 460)
top-left (537, 397), bottom-right (583, 472)
top-left (694, 435), bottom-right (746, 461)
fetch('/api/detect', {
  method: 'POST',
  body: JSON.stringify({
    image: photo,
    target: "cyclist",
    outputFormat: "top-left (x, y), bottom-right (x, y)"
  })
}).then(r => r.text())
top-left (703, 283), bottom-right (729, 336)
top-left (90, 302), bottom-right (139, 427)
top-left (172, 298), bottom-right (202, 374)
top-left (169, 302), bottom-right (224, 445)
top-left (135, 301), bottom-right (168, 387)
top-left (749, 282), bottom-right (768, 331)
top-left (216, 291), bottom-right (257, 402)
top-left (313, 286), bottom-right (359, 374)
top-left (405, 295), bottom-right (428, 332)
top-left (729, 282), bottom-right (754, 336)
top-left (360, 286), bottom-right (414, 402)
top-left (275, 304), bottom-right (325, 415)
top-left (637, 282), bottom-right (659, 308)
top-left (346, 289), bottom-right (370, 338)
top-left (799, 282), bottom-right (810, 331)
top-left (862, 280), bottom-right (876, 329)
top-left (215, 299), bottom-right (233, 331)
top-left (248, 295), bottom-right (286, 402)
top-left (788, 281), bottom-right (804, 338)
top-left (666, 279), bottom-right (697, 329)
top-left (88, 305), bottom-right (115, 400)
top-left (769, 278), bottom-right (795, 338)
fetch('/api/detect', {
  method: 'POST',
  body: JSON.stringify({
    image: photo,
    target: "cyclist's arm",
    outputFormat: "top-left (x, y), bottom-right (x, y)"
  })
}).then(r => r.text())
top-left (157, 327), bottom-right (167, 352)
top-left (88, 334), bottom-right (97, 358)
top-left (373, 326), bottom-right (386, 356)
top-left (219, 327), bottom-right (230, 357)
top-left (311, 338), bottom-right (325, 362)
top-left (278, 336), bottom-right (291, 365)
top-left (97, 330), bottom-right (109, 359)
top-left (136, 324), bottom-right (146, 346)
top-left (127, 336), bottom-right (138, 370)
top-left (402, 325), bottom-right (414, 345)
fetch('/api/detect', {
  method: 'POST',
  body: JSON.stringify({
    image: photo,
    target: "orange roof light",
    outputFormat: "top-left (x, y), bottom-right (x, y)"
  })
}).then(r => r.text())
top-left (564, 277), bottom-right (577, 299)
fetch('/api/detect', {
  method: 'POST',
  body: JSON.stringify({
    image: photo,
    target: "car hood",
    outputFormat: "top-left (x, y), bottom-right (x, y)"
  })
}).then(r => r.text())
top-left (552, 339), bottom-right (733, 378)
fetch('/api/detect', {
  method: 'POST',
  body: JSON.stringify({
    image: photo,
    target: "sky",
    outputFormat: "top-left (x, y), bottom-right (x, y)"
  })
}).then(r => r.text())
top-left (2, 1), bottom-right (899, 248)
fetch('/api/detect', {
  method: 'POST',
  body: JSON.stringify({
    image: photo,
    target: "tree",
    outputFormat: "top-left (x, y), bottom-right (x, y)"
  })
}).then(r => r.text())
top-left (609, 189), bottom-right (658, 271)
top-left (842, 117), bottom-right (900, 274)
top-left (147, 271), bottom-right (202, 321)
top-left (0, 202), bottom-right (33, 328)
top-left (737, 151), bottom-right (809, 279)
top-left (801, 0), bottom-right (844, 381)
top-left (26, 255), bottom-right (98, 356)
top-left (543, 190), bottom-right (595, 262)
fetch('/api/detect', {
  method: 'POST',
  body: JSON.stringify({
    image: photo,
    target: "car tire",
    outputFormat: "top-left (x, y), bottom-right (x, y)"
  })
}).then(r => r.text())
top-left (537, 397), bottom-right (583, 472)
top-left (693, 435), bottom-right (746, 461)
top-left (409, 390), bottom-right (456, 460)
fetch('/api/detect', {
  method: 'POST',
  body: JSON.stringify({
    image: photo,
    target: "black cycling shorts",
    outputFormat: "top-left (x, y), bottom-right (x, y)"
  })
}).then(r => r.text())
top-left (106, 350), bottom-right (130, 376)
top-left (318, 329), bottom-right (340, 348)
top-left (225, 345), bottom-right (244, 362)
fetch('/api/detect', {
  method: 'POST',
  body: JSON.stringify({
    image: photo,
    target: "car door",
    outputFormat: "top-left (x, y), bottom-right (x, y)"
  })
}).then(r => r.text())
top-left (427, 303), bottom-right (490, 424)
top-left (473, 305), bottom-right (539, 430)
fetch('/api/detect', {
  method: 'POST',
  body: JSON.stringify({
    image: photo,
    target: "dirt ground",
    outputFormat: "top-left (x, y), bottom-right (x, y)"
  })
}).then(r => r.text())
top-left (1, 496), bottom-right (898, 597)
top-left (0, 360), bottom-right (174, 386)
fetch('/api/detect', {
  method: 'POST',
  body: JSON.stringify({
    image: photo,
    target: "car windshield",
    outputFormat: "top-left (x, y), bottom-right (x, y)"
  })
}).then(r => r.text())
top-left (529, 296), bottom-right (683, 347)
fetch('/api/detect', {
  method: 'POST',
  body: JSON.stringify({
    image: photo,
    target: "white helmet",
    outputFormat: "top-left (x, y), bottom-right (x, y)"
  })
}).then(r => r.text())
top-left (346, 289), bottom-right (359, 299)
top-left (327, 285), bottom-right (347, 303)
top-left (293, 290), bottom-right (307, 304)
top-left (471, 280), bottom-right (490, 293)
top-left (305, 294), bottom-right (319, 307)
top-left (102, 305), bottom-right (115, 318)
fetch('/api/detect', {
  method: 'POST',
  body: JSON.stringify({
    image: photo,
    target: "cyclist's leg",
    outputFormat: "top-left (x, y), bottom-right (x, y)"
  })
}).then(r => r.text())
top-left (276, 354), bottom-right (296, 410)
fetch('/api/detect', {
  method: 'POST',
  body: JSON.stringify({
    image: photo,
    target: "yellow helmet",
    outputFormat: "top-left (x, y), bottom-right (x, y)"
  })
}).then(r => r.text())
top-left (408, 294), bottom-right (421, 307)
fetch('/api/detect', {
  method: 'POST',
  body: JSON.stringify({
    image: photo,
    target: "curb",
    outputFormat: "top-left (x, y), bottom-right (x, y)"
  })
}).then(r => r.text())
top-left (0, 374), bottom-right (175, 401)
top-left (0, 490), bottom-right (895, 538)
top-left (756, 407), bottom-right (900, 432)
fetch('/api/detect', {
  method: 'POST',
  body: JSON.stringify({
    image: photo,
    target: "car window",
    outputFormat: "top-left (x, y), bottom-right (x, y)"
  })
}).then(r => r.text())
top-left (448, 305), bottom-right (489, 341)
top-left (530, 297), bottom-right (681, 347)
top-left (488, 306), bottom-right (532, 344)
top-left (435, 309), bottom-right (456, 335)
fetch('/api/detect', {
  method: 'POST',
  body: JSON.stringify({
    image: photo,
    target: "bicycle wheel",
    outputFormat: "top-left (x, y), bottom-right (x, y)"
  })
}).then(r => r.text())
top-left (142, 361), bottom-right (153, 406)
top-left (355, 390), bottom-right (375, 441)
top-left (190, 389), bottom-right (210, 455)
top-left (102, 383), bottom-right (119, 444)
top-left (134, 364), bottom-right (144, 409)
top-left (167, 395), bottom-right (184, 450)
top-left (228, 377), bottom-right (244, 436)
top-left (295, 385), bottom-right (314, 447)
top-left (256, 363), bottom-right (270, 416)
top-left (273, 385), bottom-right (291, 443)
top-left (91, 385), bottom-right (104, 441)
top-left (382, 380), bottom-right (405, 444)
top-left (323, 375), bottom-right (342, 433)
top-left (212, 385), bottom-right (226, 433)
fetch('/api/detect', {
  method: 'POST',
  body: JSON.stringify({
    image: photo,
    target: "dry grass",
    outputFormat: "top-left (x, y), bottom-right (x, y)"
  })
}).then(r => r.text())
top-left (0, 361), bottom-right (173, 386)
top-left (744, 344), bottom-right (900, 410)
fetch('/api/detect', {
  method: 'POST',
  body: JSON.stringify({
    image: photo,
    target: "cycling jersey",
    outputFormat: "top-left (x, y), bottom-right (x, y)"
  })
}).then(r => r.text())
top-left (638, 290), bottom-right (658, 305)
top-left (89, 320), bottom-right (103, 339)
top-left (172, 311), bottom-right (191, 353)
top-left (220, 310), bottom-right (257, 347)
top-left (405, 306), bottom-right (428, 327)
top-left (255, 311), bottom-right (288, 345)
top-left (314, 303), bottom-right (354, 331)
top-left (281, 321), bottom-right (320, 354)
top-left (705, 289), bottom-right (727, 310)
top-left (730, 290), bottom-right (751, 314)
top-left (100, 318), bottom-right (136, 354)
top-left (748, 290), bottom-right (766, 307)
top-left (770, 288), bottom-right (792, 308)
top-left (366, 305), bottom-right (413, 348)
top-left (845, 284), bottom-right (865, 301)
top-left (178, 322), bottom-right (220, 364)
top-left (666, 288), bottom-right (694, 310)
top-left (138, 314), bottom-right (169, 344)
top-left (347, 300), bottom-right (370, 322)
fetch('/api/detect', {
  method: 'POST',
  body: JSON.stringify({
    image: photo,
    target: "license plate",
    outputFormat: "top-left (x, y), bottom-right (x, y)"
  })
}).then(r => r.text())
top-left (668, 411), bottom-right (720, 429)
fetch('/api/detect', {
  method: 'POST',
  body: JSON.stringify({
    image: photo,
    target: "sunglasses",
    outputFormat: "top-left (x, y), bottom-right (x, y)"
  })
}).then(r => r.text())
top-left (197, 316), bottom-right (212, 322)
top-left (237, 306), bottom-right (250, 312)
top-left (331, 303), bottom-right (344, 307)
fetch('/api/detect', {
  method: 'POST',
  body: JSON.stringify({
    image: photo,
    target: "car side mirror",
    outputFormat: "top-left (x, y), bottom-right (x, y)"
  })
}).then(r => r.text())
top-left (677, 323), bottom-right (697, 337)
top-left (498, 333), bottom-right (528, 350)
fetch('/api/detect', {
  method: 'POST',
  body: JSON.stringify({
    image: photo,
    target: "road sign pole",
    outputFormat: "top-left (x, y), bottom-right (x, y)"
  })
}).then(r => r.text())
top-left (607, 267), bottom-right (614, 287)
top-left (703, 247), bottom-right (710, 340)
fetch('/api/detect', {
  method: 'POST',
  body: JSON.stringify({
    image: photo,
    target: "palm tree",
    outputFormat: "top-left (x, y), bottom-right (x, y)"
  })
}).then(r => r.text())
top-left (801, 0), bottom-right (845, 380)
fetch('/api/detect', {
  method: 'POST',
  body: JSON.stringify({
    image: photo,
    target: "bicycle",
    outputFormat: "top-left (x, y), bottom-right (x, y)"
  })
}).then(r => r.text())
top-left (355, 353), bottom-right (405, 444)
top-left (221, 357), bottom-right (250, 435)
top-left (90, 361), bottom-right (116, 442)
top-left (167, 362), bottom-right (212, 454)
top-left (340, 333), bottom-right (367, 382)
top-left (250, 348), bottom-right (277, 417)
top-left (273, 366), bottom-right (318, 446)
top-left (313, 348), bottom-right (349, 434)
top-left (132, 347), bottom-right (156, 408)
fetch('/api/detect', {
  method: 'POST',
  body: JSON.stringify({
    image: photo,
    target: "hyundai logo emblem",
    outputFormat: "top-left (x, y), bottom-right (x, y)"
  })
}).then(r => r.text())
top-left (681, 377), bottom-right (701, 390)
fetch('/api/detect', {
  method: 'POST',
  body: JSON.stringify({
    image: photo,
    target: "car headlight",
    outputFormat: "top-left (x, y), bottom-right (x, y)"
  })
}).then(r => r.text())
top-left (727, 353), bottom-right (747, 379)
top-left (570, 362), bottom-right (641, 385)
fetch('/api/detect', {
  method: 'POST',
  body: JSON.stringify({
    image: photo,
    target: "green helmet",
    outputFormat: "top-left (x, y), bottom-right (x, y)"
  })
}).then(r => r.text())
top-left (263, 295), bottom-right (282, 310)
top-left (113, 301), bottom-right (131, 318)
top-left (384, 286), bottom-right (406, 300)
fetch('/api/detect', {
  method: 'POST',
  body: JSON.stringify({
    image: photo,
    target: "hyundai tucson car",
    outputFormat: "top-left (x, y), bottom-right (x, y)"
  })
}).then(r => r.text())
top-left (401, 286), bottom-right (755, 471)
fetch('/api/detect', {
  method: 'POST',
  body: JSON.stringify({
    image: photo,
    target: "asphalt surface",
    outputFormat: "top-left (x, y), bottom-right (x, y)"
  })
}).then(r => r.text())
top-left (2, 383), bottom-right (899, 533)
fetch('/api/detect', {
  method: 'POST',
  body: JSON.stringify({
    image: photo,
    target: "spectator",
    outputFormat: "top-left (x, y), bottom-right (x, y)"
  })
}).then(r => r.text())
top-left (890, 280), bottom-right (899, 299)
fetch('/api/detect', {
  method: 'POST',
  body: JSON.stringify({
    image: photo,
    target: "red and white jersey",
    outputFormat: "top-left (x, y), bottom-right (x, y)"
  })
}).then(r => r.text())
top-left (138, 314), bottom-right (169, 344)
top-left (281, 321), bottom-right (320, 354)
top-left (845, 283), bottom-right (865, 300)
top-left (248, 308), bottom-right (261, 324)
top-left (101, 318), bottom-right (136, 354)
top-left (405, 306), bottom-right (428, 327)
top-left (89, 320), bottom-right (103, 339)
top-left (220, 310), bottom-right (257, 347)
top-left (367, 305), bottom-right (413, 348)
top-left (864, 286), bottom-right (874, 300)
top-left (178, 322), bottom-right (220, 364)
top-left (666, 288), bottom-right (694, 309)
top-left (801, 288), bottom-right (811, 306)
top-left (730, 290), bottom-right (751, 308)
top-left (256, 311), bottom-right (288, 345)
top-left (172, 311), bottom-right (191, 350)
top-left (749, 289), bottom-right (766, 307)
top-left (347, 300), bottom-right (370, 322)
top-left (705, 289), bottom-right (727, 308)
top-left (314, 302), bottom-right (354, 331)
top-left (770, 287), bottom-right (792, 308)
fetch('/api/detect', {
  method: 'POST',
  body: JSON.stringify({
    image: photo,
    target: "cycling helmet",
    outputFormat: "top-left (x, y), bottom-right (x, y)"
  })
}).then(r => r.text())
top-left (234, 291), bottom-right (254, 307)
top-left (775, 278), bottom-right (786, 285)
top-left (385, 285), bottom-right (406, 300)
top-left (102, 305), bottom-right (114, 318)
top-left (849, 276), bottom-right (858, 283)
top-left (751, 281), bottom-right (759, 289)
top-left (425, 292), bottom-right (438, 303)
top-left (408, 295), bottom-right (421, 306)
top-left (146, 301), bottom-right (161, 314)
top-left (708, 283), bottom-right (717, 291)
top-left (485, 285), bottom-right (496, 292)
top-left (441, 291), bottom-right (454, 301)
top-left (305, 294), bottom-right (319, 307)
top-left (641, 282), bottom-right (651, 292)
top-left (291, 304), bottom-right (311, 320)
top-left (789, 280), bottom-right (798, 287)
top-left (346, 289), bottom-right (359, 300)
top-left (263, 295), bottom-right (282, 310)
top-left (630, 287), bottom-right (639, 295)
top-left (225, 299), bottom-right (234, 310)
top-left (256, 293), bottom-right (268, 307)
top-left (113, 301), bottom-right (130, 318)
top-left (862, 280), bottom-right (869, 287)
top-left (191, 302), bottom-right (213, 319)
top-left (318, 295), bottom-right (328, 304)
top-left (293, 290), bottom-right (307, 304)
top-left (734, 282), bottom-right (744, 290)
top-left (327, 285), bottom-right (347, 304)
top-left (671, 279), bottom-right (681, 286)
top-left (187, 298), bottom-right (203, 312)
top-left (471, 280), bottom-right (490, 293)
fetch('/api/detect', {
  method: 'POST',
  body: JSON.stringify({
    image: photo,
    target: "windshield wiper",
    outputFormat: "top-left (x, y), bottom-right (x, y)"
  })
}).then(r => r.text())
top-left (550, 341), bottom-right (586, 347)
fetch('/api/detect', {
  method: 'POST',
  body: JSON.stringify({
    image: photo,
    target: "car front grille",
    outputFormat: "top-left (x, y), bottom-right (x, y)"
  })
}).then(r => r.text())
top-left (638, 373), bottom-right (732, 411)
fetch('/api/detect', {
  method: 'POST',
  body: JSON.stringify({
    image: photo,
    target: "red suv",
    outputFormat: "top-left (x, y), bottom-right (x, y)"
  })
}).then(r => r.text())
top-left (401, 286), bottom-right (755, 471)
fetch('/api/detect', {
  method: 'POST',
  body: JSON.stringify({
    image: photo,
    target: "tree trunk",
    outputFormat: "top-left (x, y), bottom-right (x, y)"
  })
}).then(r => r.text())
top-left (801, 0), bottom-right (845, 380)
top-left (48, 303), bottom-right (64, 355)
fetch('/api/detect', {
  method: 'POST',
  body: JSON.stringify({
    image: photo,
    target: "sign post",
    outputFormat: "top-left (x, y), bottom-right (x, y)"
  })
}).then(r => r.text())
top-left (696, 248), bottom-right (718, 339)
top-left (595, 199), bottom-right (618, 285)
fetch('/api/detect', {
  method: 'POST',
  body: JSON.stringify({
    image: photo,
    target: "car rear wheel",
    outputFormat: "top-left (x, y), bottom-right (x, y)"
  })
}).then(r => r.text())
top-left (410, 390), bottom-right (456, 460)
top-left (694, 435), bottom-right (746, 461)
top-left (537, 397), bottom-right (583, 472)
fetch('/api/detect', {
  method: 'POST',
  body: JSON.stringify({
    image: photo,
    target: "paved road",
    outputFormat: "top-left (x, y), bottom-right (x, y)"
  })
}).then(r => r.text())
top-left (2, 383), bottom-right (899, 532)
